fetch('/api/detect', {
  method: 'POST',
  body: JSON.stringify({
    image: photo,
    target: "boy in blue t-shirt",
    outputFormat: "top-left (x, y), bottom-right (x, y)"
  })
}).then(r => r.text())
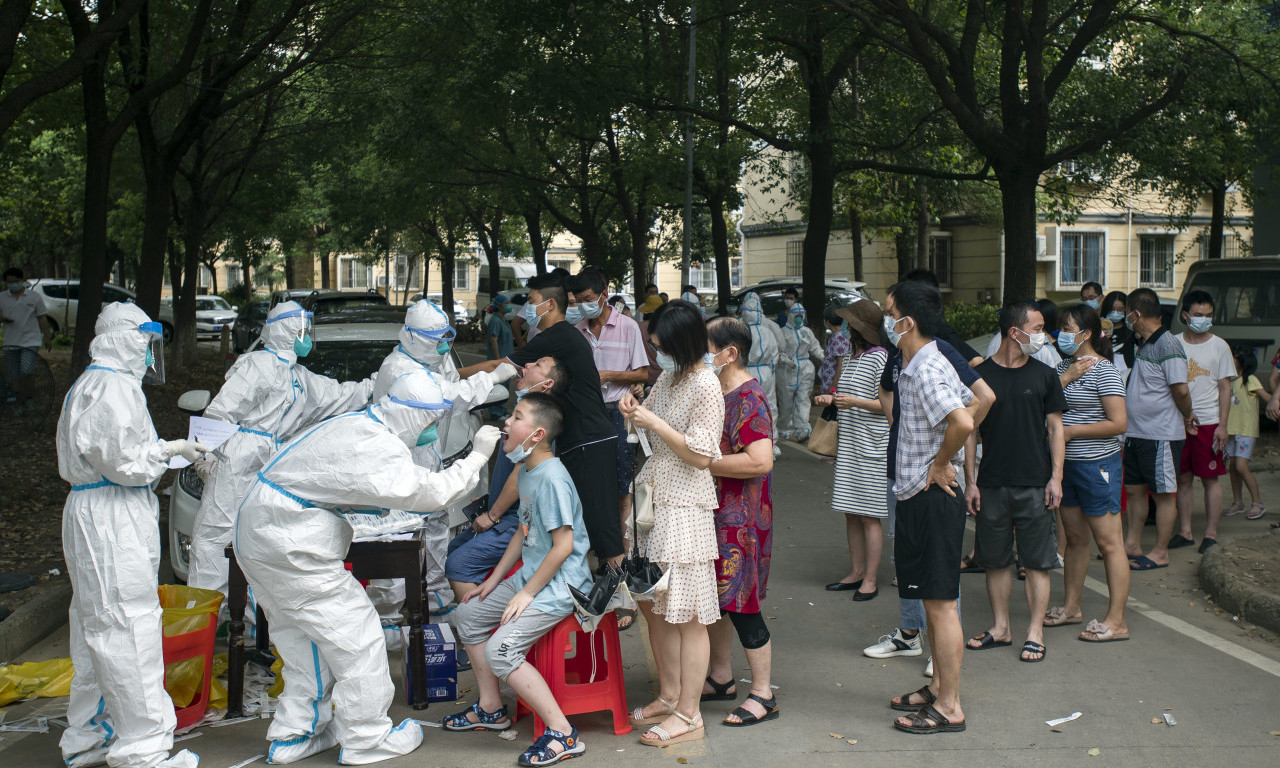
top-left (444, 392), bottom-right (593, 767)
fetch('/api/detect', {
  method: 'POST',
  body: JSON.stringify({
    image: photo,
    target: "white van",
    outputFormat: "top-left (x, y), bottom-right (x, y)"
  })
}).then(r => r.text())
top-left (476, 263), bottom-right (537, 311)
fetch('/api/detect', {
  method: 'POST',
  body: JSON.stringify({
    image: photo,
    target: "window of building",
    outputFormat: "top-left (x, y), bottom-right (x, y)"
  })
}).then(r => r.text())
top-left (786, 239), bottom-right (803, 276)
top-left (929, 233), bottom-right (953, 287)
top-left (197, 265), bottom-right (212, 289)
top-left (339, 256), bottom-right (370, 289)
top-left (1140, 235), bottom-right (1175, 288)
top-left (453, 262), bottom-right (471, 291)
top-left (224, 264), bottom-right (239, 289)
top-left (1059, 231), bottom-right (1104, 286)
top-left (1200, 232), bottom-right (1242, 260)
top-left (393, 255), bottom-right (420, 291)
top-left (689, 258), bottom-right (743, 293)
top-left (549, 259), bottom-right (573, 273)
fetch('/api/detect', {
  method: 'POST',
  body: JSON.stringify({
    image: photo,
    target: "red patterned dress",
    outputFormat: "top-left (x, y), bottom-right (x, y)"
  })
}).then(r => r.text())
top-left (714, 379), bottom-right (774, 613)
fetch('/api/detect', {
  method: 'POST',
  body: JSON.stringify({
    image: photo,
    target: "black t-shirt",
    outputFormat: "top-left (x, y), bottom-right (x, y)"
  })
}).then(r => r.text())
top-left (974, 357), bottom-right (1068, 487)
top-left (508, 320), bottom-right (615, 450)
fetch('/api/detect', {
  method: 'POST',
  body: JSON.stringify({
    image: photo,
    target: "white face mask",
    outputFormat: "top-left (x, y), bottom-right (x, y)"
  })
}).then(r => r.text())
top-left (1015, 328), bottom-right (1046, 356)
top-left (656, 351), bottom-right (677, 372)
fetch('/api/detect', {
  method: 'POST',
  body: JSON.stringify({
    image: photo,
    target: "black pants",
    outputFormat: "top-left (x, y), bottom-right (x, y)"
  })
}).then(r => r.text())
top-left (559, 437), bottom-right (624, 559)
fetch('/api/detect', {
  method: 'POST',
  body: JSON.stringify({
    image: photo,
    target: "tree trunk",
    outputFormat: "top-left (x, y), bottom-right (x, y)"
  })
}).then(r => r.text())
top-left (1207, 180), bottom-right (1227, 259)
top-left (134, 163), bottom-right (178, 318)
top-left (441, 247), bottom-right (456, 323)
top-left (849, 205), bottom-right (864, 281)
top-left (916, 180), bottom-right (930, 270)
top-left (319, 249), bottom-right (330, 289)
top-left (70, 48), bottom-right (114, 375)
top-left (802, 134), bottom-right (835, 336)
top-left (709, 190), bottom-right (731, 313)
top-left (894, 227), bottom-right (913, 280)
top-left (998, 166), bottom-right (1041, 304)
top-left (524, 207), bottom-right (547, 276)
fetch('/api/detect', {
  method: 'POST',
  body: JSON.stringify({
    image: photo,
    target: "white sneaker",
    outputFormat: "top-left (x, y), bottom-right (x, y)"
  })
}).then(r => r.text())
top-left (158, 750), bottom-right (200, 768)
top-left (339, 719), bottom-right (424, 765)
top-left (923, 656), bottom-right (934, 678)
top-left (268, 728), bottom-right (340, 764)
top-left (862, 628), bottom-right (923, 658)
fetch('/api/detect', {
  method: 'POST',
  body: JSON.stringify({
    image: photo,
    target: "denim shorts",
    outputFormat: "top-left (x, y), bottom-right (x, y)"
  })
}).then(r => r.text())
top-left (1061, 452), bottom-right (1122, 517)
top-left (444, 512), bottom-right (519, 583)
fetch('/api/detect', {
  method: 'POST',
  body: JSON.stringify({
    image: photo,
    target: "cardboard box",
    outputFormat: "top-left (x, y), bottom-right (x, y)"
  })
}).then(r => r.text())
top-left (402, 623), bottom-right (459, 705)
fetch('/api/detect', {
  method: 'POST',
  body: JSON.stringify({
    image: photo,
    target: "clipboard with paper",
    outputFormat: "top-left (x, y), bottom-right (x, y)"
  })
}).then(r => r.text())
top-left (168, 416), bottom-right (238, 468)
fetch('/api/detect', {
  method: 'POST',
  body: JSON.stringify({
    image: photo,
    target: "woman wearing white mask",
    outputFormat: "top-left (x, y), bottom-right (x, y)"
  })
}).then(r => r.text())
top-left (619, 300), bottom-right (725, 747)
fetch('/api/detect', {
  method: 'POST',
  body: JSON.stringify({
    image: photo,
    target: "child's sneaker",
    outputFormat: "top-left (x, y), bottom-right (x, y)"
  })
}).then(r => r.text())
top-left (442, 702), bottom-right (512, 732)
top-left (518, 726), bottom-right (585, 766)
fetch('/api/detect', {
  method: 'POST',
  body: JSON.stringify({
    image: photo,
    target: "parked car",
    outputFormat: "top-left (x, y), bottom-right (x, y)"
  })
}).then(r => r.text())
top-left (731, 277), bottom-right (870, 321)
top-left (160, 295), bottom-right (238, 339)
top-left (29, 279), bottom-right (176, 340)
top-left (409, 292), bottom-right (470, 322)
top-left (232, 299), bottom-right (270, 353)
top-left (166, 315), bottom-right (507, 581)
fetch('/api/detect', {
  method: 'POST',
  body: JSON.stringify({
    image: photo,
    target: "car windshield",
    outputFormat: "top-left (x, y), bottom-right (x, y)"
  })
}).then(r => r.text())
top-left (300, 340), bottom-right (395, 381)
top-left (754, 288), bottom-right (864, 319)
top-left (310, 295), bottom-right (391, 320)
top-left (195, 297), bottom-right (232, 311)
top-left (1189, 271), bottom-right (1280, 326)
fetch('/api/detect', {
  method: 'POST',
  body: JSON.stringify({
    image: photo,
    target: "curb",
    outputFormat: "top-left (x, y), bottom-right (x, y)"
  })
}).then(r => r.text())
top-left (1198, 532), bottom-right (1280, 636)
top-left (0, 583), bottom-right (71, 663)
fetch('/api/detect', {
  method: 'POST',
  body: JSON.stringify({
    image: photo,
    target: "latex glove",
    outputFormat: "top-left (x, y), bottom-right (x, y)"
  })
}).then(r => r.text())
top-left (490, 362), bottom-right (520, 384)
top-left (162, 439), bottom-right (210, 463)
top-left (193, 454), bottom-right (217, 480)
top-left (471, 425), bottom-right (502, 458)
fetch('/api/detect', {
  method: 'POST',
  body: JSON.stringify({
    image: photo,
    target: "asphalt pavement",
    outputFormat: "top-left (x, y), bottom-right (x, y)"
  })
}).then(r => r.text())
top-left (2, 439), bottom-right (1279, 767)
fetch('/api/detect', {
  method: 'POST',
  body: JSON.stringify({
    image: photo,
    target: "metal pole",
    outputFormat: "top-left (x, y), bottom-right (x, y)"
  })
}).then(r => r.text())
top-left (681, 2), bottom-right (697, 287)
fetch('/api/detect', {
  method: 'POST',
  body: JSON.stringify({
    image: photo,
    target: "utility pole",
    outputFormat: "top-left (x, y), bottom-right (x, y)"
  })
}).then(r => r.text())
top-left (680, 2), bottom-right (697, 287)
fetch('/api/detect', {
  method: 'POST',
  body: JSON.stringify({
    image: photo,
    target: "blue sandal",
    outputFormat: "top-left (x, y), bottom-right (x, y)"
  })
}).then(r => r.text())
top-left (442, 702), bottom-right (512, 732)
top-left (518, 726), bottom-right (585, 766)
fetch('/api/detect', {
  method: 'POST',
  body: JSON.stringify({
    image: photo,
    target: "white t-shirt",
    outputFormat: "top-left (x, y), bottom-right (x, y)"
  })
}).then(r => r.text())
top-left (1177, 333), bottom-right (1236, 425)
top-left (0, 289), bottom-right (47, 348)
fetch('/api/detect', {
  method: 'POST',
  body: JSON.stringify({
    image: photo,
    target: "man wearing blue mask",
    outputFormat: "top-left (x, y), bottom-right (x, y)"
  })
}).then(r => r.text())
top-left (1172, 289), bottom-right (1235, 554)
top-left (189, 300), bottom-right (377, 621)
top-left (458, 274), bottom-right (624, 568)
top-left (1079, 281), bottom-right (1103, 312)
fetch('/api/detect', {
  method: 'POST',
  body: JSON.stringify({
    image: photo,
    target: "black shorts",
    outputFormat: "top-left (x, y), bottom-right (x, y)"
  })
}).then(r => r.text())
top-left (1123, 437), bottom-right (1182, 494)
top-left (559, 437), bottom-right (624, 559)
top-left (974, 486), bottom-right (1058, 571)
top-left (894, 485), bottom-right (966, 601)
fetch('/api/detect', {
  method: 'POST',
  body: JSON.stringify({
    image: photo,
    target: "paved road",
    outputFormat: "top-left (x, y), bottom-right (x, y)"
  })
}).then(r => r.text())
top-left (3, 440), bottom-right (1279, 767)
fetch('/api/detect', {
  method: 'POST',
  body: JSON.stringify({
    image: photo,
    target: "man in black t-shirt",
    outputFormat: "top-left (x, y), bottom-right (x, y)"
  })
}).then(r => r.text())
top-left (965, 300), bottom-right (1067, 664)
top-left (458, 274), bottom-right (624, 564)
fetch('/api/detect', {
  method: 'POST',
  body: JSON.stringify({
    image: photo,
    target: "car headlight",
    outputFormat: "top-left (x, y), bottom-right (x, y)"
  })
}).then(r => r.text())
top-left (176, 533), bottom-right (192, 566)
top-left (178, 466), bottom-right (204, 500)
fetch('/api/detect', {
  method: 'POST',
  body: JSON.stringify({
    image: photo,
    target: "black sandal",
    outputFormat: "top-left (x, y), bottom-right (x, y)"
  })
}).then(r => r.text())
top-left (700, 676), bottom-right (737, 702)
top-left (890, 685), bottom-right (936, 712)
top-left (894, 702), bottom-right (966, 734)
top-left (723, 694), bottom-right (779, 727)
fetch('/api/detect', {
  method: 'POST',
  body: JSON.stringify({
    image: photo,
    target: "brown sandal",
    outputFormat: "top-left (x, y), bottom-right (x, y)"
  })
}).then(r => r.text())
top-left (890, 685), bottom-right (936, 712)
top-left (895, 702), bottom-right (966, 734)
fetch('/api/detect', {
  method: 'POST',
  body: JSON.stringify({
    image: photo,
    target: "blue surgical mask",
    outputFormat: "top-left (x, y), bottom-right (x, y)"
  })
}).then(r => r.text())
top-left (1057, 331), bottom-right (1080, 356)
top-left (791, 315), bottom-right (805, 329)
top-left (565, 306), bottom-right (584, 325)
top-left (145, 347), bottom-right (154, 367)
top-left (579, 297), bottom-right (604, 320)
top-left (6, 281), bottom-right (21, 293)
top-left (1187, 316), bottom-right (1213, 334)
top-left (504, 431), bottom-right (539, 464)
top-left (883, 314), bottom-right (906, 346)
top-left (515, 386), bottom-right (530, 401)
top-left (523, 299), bottom-right (549, 325)
top-left (416, 423), bottom-right (438, 446)
top-left (1106, 311), bottom-right (1125, 325)
top-left (436, 341), bottom-right (450, 356)
top-left (1084, 299), bottom-right (1100, 311)
top-left (294, 334), bottom-right (313, 357)
top-left (1125, 311), bottom-right (1137, 331)
top-left (655, 351), bottom-right (677, 372)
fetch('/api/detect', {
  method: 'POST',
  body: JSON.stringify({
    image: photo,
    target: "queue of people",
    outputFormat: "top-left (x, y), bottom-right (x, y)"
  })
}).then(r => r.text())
top-left (52, 261), bottom-right (1276, 767)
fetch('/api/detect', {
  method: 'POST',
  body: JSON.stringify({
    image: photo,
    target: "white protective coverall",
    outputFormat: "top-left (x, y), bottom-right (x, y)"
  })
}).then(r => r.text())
top-left (234, 370), bottom-right (502, 765)
top-left (188, 301), bottom-right (375, 613)
top-left (58, 302), bottom-right (200, 768)
top-left (776, 305), bottom-right (824, 440)
top-left (361, 300), bottom-right (513, 636)
top-left (741, 293), bottom-right (781, 446)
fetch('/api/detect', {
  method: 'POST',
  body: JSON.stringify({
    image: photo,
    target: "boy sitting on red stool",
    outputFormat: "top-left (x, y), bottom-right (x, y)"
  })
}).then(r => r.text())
top-left (444, 392), bottom-right (593, 766)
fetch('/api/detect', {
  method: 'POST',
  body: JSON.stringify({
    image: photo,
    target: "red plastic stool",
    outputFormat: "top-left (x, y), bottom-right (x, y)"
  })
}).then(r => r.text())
top-left (162, 614), bottom-right (218, 730)
top-left (513, 613), bottom-right (629, 737)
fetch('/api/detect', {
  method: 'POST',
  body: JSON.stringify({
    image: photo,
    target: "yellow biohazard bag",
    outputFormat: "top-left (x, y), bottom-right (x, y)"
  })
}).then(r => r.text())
top-left (0, 657), bottom-right (75, 706)
top-left (158, 585), bottom-right (224, 709)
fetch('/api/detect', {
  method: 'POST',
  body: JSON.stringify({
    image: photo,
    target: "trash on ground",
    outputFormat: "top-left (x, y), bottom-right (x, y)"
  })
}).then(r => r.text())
top-left (48, 568), bottom-right (60, 576)
top-left (227, 754), bottom-right (265, 768)
top-left (1162, 713), bottom-right (1177, 726)
top-left (498, 729), bottom-right (519, 741)
top-left (208, 715), bottom-right (262, 728)
top-left (1045, 712), bottom-right (1082, 727)
top-left (414, 720), bottom-right (442, 728)
top-left (0, 715), bottom-right (49, 732)
top-left (0, 657), bottom-right (74, 706)
top-left (829, 732), bottom-right (843, 739)
top-left (1087, 747), bottom-right (1101, 756)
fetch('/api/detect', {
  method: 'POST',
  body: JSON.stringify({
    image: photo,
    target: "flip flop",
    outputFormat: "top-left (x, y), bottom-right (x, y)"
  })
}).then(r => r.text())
top-left (1079, 621), bottom-right (1130, 643)
top-left (1019, 640), bottom-right (1046, 663)
top-left (1129, 555), bottom-right (1168, 571)
top-left (965, 631), bottom-right (1012, 651)
top-left (1043, 607), bottom-right (1083, 627)
top-left (723, 694), bottom-right (780, 727)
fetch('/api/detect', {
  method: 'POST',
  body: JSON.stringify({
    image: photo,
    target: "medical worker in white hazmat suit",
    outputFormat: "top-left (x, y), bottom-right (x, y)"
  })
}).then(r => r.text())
top-left (233, 369), bottom-right (502, 765)
top-left (362, 300), bottom-right (517, 643)
top-left (187, 300), bottom-right (375, 612)
top-left (740, 292), bottom-right (782, 449)
top-left (776, 303), bottom-right (824, 441)
top-left (58, 302), bottom-right (205, 768)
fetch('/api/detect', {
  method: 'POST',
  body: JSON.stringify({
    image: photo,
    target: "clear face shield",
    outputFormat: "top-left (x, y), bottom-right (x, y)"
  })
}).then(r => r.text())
top-left (266, 307), bottom-right (314, 356)
top-left (139, 321), bottom-right (165, 386)
top-left (405, 322), bottom-right (457, 359)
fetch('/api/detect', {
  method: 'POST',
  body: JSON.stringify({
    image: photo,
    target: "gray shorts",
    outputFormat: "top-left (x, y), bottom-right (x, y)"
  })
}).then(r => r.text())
top-left (451, 578), bottom-right (564, 680)
top-left (974, 486), bottom-right (1058, 571)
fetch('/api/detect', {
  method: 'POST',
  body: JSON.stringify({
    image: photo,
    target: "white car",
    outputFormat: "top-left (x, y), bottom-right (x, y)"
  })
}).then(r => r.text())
top-left (410, 292), bottom-right (470, 322)
top-left (166, 316), bottom-right (505, 581)
top-left (160, 295), bottom-right (238, 338)
top-left (29, 279), bottom-right (176, 340)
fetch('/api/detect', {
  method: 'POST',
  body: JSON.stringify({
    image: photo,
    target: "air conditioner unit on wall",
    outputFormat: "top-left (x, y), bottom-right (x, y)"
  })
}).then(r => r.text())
top-left (1036, 226), bottom-right (1058, 261)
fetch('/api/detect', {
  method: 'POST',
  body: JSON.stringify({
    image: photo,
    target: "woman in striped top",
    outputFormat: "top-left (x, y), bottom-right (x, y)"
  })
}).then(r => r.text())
top-left (1046, 304), bottom-right (1131, 643)
top-left (814, 300), bottom-right (888, 602)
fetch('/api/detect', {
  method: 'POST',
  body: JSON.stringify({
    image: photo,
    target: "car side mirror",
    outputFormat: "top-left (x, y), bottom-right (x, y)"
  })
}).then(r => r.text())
top-left (178, 390), bottom-right (212, 416)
